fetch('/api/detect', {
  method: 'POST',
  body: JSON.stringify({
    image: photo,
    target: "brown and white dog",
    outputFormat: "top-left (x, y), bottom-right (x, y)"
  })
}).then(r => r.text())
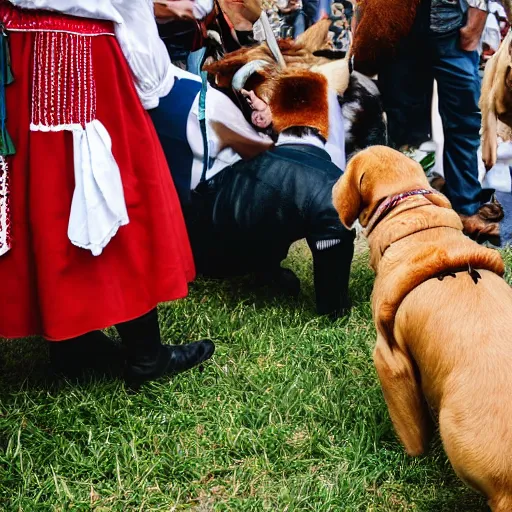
top-left (332, 146), bottom-right (512, 511)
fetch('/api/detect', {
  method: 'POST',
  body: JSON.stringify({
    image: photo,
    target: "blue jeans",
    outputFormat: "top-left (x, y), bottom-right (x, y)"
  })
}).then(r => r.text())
top-left (379, 14), bottom-right (489, 215)
top-left (293, 10), bottom-right (306, 37)
top-left (282, 10), bottom-right (306, 38)
top-left (314, 0), bottom-right (330, 21)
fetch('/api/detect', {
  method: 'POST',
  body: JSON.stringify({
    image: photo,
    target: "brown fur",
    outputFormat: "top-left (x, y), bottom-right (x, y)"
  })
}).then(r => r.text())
top-left (352, 0), bottom-right (421, 74)
top-left (332, 146), bottom-right (512, 511)
top-left (268, 70), bottom-right (329, 138)
top-left (295, 17), bottom-right (332, 53)
top-left (204, 39), bottom-right (311, 90)
top-left (481, 30), bottom-right (512, 169)
top-left (203, 19), bottom-right (345, 102)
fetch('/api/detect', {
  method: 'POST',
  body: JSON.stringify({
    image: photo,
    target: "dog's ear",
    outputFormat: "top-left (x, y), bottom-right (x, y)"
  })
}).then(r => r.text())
top-left (332, 159), bottom-right (363, 229)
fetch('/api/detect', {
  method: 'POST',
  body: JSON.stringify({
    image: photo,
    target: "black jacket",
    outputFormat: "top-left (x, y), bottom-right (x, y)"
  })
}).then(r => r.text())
top-left (212, 144), bottom-right (351, 250)
top-left (192, 143), bottom-right (355, 317)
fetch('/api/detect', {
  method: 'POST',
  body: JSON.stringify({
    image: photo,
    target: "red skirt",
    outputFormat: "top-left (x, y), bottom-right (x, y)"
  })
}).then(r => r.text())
top-left (1, 12), bottom-right (195, 341)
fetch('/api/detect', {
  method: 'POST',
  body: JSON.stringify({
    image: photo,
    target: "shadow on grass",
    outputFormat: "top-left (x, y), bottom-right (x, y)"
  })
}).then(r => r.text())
top-left (419, 491), bottom-right (488, 512)
top-left (187, 240), bottom-right (374, 324)
top-left (0, 240), bottom-right (372, 394)
top-left (0, 336), bottom-right (124, 396)
top-left (0, 337), bottom-right (53, 390)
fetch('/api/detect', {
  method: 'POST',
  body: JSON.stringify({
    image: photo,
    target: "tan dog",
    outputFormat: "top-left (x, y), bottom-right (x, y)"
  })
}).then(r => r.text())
top-left (332, 146), bottom-right (512, 511)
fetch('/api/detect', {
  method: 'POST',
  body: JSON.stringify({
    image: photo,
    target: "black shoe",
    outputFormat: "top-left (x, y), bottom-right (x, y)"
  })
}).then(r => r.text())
top-left (49, 331), bottom-right (123, 379)
top-left (125, 339), bottom-right (215, 387)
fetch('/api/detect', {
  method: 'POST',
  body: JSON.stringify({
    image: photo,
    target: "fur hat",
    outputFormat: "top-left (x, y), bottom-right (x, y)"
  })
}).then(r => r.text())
top-left (269, 69), bottom-right (329, 140)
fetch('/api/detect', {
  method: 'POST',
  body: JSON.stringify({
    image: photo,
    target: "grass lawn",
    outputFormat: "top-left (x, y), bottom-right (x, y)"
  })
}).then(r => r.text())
top-left (1, 240), bottom-right (507, 511)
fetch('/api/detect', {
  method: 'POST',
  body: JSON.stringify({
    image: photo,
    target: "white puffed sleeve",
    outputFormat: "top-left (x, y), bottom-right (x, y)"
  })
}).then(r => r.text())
top-left (111, 0), bottom-right (174, 109)
top-left (193, 0), bottom-right (214, 19)
top-left (8, 0), bottom-right (123, 22)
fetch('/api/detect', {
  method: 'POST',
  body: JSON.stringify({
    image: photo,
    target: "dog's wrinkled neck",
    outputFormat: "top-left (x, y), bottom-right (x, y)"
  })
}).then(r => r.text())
top-left (364, 189), bottom-right (440, 237)
top-left (367, 195), bottom-right (464, 272)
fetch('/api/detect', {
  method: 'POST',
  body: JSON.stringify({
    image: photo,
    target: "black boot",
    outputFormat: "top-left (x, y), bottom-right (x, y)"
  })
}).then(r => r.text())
top-left (116, 309), bottom-right (215, 387)
top-left (48, 330), bottom-right (123, 379)
top-left (312, 237), bottom-right (355, 320)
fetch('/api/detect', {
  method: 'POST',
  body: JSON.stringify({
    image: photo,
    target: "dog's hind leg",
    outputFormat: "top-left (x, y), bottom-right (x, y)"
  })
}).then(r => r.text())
top-left (373, 331), bottom-right (433, 456)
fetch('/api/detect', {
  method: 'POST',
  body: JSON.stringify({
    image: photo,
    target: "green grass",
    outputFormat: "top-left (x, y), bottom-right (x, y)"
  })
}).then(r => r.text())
top-left (2, 241), bottom-right (510, 511)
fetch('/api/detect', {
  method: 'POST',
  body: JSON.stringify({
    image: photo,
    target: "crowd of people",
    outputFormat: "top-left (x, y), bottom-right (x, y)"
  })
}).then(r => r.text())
top-left (0, 0), bottom-right (509, 386)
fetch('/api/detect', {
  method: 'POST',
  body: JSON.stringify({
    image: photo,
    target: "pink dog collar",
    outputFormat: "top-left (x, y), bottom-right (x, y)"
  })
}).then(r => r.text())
top-left (364, 188), bottom-right (440, 236)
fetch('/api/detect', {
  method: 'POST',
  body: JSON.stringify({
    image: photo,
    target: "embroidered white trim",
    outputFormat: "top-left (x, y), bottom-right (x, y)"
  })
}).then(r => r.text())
top-left (30, 30), bottom-right (129, 255)
top-left (7, 29), bottom-right (114, 36)
top-left (31, 32), bottom-right (96, 130)
top-left (0, 156), bottom-right (10, 256)
top-left (276, 133), bottom-right (326, 149)
top-left (30, 122), bottom-right (84, 132)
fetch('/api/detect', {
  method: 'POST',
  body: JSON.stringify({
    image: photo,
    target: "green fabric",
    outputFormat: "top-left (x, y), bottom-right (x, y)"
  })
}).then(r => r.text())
top-left (0, 25), bottom-right (15, 157)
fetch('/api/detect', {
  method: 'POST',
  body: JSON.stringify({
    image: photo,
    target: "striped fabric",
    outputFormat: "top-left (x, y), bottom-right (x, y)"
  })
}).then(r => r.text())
top-left (316, 239), bottom-right (341, 250)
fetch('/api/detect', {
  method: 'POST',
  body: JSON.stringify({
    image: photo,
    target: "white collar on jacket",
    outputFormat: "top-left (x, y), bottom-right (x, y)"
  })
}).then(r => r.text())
top-left (275, 133), bottom-right (326, 149)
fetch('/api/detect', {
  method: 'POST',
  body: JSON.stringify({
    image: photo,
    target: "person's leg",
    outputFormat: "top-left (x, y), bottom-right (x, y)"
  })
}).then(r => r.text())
top-left (432, 32), bottom-right (502, 240)
top-left (314, 0), bottom-right (330, 20)
top-left (293, 10), bottom-right (307, 38)
top-left (116, 309), bottom-right (214, 387)
top-left (330, 24), bottom-right (343, 48)
top-left (311, 238), bottom-right (354, 319)
top-left (48, 331), bottom-right (122, 378)
top-left (378, 1), bottom-right (433, 149)
top-left (280, 13), bottom-right (295, 39)
top-left (202, 168), bottom-right (302, 292)
top-left (378, 42), bottom-right (433, 148)
top-left (432, 33), bottom-right (487, 215)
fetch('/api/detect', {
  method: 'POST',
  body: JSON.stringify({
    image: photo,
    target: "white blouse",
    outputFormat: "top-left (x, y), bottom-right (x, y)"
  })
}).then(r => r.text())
top-left (9, 0), bottom-right (174, 109)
